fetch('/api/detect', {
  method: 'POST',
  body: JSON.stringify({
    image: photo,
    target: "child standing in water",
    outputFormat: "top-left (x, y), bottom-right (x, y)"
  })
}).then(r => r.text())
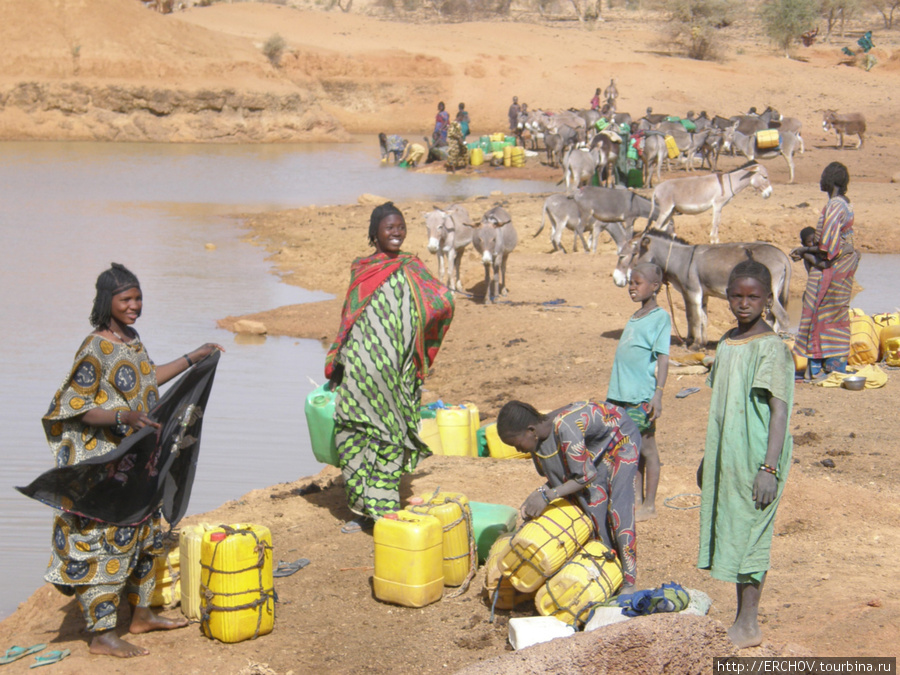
top-left (697, 259), bottom-right (793, 649)
top-left (607, 262), bottom-right (670, 522)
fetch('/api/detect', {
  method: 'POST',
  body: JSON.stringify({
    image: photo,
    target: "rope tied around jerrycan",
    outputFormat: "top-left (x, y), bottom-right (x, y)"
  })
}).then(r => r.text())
top-left (199, 525), bottom-right (274, 641)
top-left (407, 490), bottom-right (478, 598)
top-left (544, 547), bottom-right (621, 627)
top-left (490, 504), bottom-right (588, 622)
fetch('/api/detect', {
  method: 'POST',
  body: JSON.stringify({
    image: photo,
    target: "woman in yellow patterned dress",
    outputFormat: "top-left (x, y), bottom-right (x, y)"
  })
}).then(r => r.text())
top-left (43, 263), bottom-right (221, 658)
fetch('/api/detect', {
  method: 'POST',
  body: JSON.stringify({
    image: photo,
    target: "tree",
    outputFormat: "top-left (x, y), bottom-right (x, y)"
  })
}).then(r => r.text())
top-left (867, 0), bottom-right (900, 28)
top-left (658, 0), bottom-right (741, 61)
top-left (821, 0), bottom-right (859, 38)
top-left (759, 0), bottom-right (819, 57)
top-left (567, 0), bottom-right (602, 23)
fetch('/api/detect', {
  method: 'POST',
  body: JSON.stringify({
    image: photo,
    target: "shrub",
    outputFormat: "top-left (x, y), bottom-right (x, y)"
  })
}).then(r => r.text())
top-left (758, 0), bottom-right (819, 56)
top-left (262, 34), bottom-right (287, 68)
top-left (658, 0), bottom-right (740, 61)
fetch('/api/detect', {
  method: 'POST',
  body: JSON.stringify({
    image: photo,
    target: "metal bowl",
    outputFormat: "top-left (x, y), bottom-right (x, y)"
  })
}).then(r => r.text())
top-left (842, 376), bottom-right (867, 391)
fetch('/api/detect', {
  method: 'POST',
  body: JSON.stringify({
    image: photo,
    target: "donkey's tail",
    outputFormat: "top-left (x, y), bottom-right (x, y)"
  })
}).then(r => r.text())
top-left (534, 203), bottom-right (548, 238)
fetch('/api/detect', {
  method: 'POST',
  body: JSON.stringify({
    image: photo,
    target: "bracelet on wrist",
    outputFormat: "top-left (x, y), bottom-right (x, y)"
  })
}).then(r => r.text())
top-left (538, 486), bottom-right (551, 505)
top-left (115, 410), bottom-right (123, 426)
top-left (759, 463), bottom-right (778, 476)
top-left (655, 386), bottom-right (664, 391)
top-left (183, 353), bottom-right (194, 367)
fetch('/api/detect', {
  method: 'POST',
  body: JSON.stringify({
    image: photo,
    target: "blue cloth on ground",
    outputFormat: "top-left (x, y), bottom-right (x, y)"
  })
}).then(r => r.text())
top-left (606, 582), bottom-right (690, 617)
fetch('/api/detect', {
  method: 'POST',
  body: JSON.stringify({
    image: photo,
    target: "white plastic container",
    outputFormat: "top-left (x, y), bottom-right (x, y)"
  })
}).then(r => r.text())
top-left (508, 616), bottom-right (575, 650)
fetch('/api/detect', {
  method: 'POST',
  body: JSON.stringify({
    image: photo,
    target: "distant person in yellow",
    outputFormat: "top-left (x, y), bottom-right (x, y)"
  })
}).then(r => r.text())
top-left (399, 141), bottom-right (426, 168)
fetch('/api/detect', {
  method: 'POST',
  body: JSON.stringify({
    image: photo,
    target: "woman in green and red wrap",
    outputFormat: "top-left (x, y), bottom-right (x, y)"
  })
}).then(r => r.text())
top-left (325, 202), bottom-right (454, 533)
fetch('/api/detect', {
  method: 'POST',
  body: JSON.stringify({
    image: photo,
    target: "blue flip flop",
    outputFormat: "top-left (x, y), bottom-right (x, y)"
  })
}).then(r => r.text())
top-left (29, 649), bottom-right (69, 669)
top-left (675, 387), bottom-right (701, 399)
top-left (0, 644), bottom-right (46, 665)
top-left (273, 558), bottom-right (311, 578)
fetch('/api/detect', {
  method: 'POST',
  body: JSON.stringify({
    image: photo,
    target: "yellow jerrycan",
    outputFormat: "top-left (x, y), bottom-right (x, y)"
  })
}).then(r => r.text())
top-left (418, 407), bottom-right (443, 455)
top-left (484, 422), bottom-right (529, 459)
top-left (406, 491), bottom-right (473, 587)
top-left (470, 147), bottom-right (484, 167)
top-left (499, 499), bottom-right (593, 594)
top-left (534, 539), bottom-right (624, 626)
top-left (436, 406), bottom-right (475, 456)
top-left (373, 511), bottom-right (444, 607)
top-left (462, 402), bottom-right (480, 457)
top-left (849, 310), bottom-right (879, 366)
top-left (200, 523), bottom-right (274, 643)
top-left (881, 324), bottom-right (900, 367)
top-left (150, 535), bottom-right (180, 608)
top-left (781, 335), bottom-right (807, 375)
top-left (179, 523), bottom-right (216, 620)
top-left (664, 135), bottom-right (679, 159)
top-left (511, 146), bottom-right (526, 167)
top-left (482, 533), bottom-right (536, 610)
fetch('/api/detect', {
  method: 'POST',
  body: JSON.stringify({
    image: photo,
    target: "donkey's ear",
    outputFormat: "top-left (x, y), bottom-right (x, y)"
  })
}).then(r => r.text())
top-left (641, 236), bottom-right (652, 247)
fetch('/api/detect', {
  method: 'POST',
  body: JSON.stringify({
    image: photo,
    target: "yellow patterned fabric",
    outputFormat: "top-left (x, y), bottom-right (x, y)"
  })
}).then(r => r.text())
top-left (42, 334), bottom-right (162, 593)
top-left (814, 364), bottom-right (888, 389)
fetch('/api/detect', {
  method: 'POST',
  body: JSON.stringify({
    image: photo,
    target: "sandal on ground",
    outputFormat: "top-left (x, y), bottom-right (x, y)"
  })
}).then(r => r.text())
top-left (675, 387), bottom-right (701, 399)
top-left (273, 558), bottom-right (311, 577)
top-left (340, 517), bottom-right (374, 534)
top-left (29, 649), bottom-right (69, 669)
top-left (0, 645), bottom-right (46, 665)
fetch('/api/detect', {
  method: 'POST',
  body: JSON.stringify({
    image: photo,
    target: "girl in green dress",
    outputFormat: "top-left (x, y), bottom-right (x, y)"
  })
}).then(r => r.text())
top-left (697, 259), bottom-right (793, 649)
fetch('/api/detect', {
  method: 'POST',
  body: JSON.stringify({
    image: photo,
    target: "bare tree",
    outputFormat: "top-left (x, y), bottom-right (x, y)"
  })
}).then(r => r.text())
top-left (867, 0), bottom-right (900, 27)
top-left (568, 0), bottom-right (602, 22)
top-left (821, 0), bottom-right (859, 38)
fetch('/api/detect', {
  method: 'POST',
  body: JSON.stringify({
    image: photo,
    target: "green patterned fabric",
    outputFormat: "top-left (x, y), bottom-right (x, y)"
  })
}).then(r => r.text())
top-left (334, 272), bottom-right (428, 518)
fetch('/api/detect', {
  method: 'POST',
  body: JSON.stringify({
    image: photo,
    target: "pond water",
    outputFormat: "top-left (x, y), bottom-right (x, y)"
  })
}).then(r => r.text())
top-left (0, 139), bottom-right (556, 619)
top-left (852, 253), bottom-right (900, 315)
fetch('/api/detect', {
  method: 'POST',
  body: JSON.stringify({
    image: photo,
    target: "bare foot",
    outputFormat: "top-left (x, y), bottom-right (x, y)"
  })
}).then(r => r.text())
top-left (129, 606), bottom-right (189, 634)
top-left (89, 631), bottom-right (149, 658)
top-left (728, 622), bottom-right (763, 649)
top-left (635, 506), bottom-right (658, 522)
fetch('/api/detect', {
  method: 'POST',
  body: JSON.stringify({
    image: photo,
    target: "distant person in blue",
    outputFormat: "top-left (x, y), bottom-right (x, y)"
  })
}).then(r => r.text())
top-left (379, 133), bottom-right (408, 164)
top-left (455, 102), bottom-right (471, 140)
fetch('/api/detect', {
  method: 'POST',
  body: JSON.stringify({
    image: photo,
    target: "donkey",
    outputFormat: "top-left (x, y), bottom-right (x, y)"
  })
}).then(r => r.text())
top-left (533, 193), bottom-right (590, 254)
top-left (641, 133), bottom-right (668, 188)
top-left (732, 106), bottom-right (781, 136)
top-left (573, 186), bottom-right (656, 260)
top-left (822, 110), bottom-right (866, 149)
top-left (534, 191), bottom-right (634, 257)
top-left (544, 133), bottom-right (564, 168)
top-left (473, 206), bottom-right (518, 303)
top-left (424, 204), bottom-right (473, 292)
top-left (588, 130), bottom-right (621, 187)
top-left (722, 126), bottom-right (803, 184)
top-left (647, 162), bottom-right (773, 244)
top-left (562, 146), bottom-right (600, 193)
top-left (614, 230), bottom-right (792, 347)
